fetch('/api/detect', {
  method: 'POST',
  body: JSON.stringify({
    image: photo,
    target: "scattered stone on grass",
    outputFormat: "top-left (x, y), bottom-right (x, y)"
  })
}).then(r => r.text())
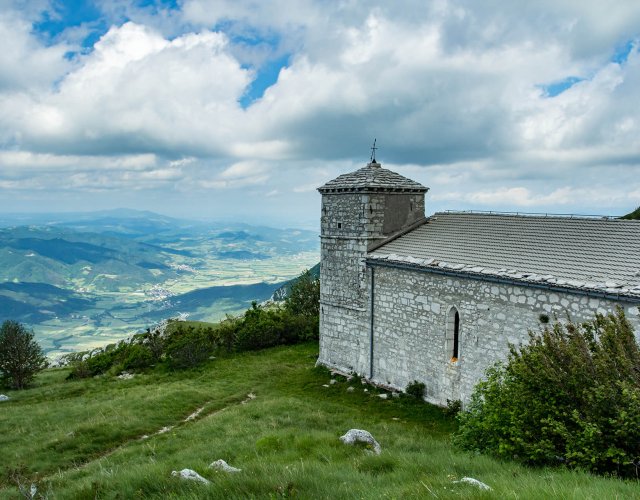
top-left (378, 393), bottom-right (388, 400)
top-left (339, 429), bottom-right (381, 455)
top-left (0, 394), bottom-right (9, 401)
top-left (117, 372), bottom-right (134, 380)
top-left (392, 392), bottom-right (400, 398)
top-left (329, 379), bottom-right (337, 385)
top-left (241, 392), bottom-right (256, 404)
top-left (454, 477), bottom-right (492, 491)
top-left (171, 469), bottom-right (210, 484)
top-left (346, 387), bottom-right (355, 393)
top-left (209, 459), bottom-right (241, 473)
top-left (322, 384), bottom-right (330, 388)
top-left (363, 388), bottom-right (368, 392)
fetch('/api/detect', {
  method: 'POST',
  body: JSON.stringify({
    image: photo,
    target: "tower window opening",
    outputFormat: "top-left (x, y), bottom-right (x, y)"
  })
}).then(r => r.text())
top-left (337, 222), bottom-right (342, 229)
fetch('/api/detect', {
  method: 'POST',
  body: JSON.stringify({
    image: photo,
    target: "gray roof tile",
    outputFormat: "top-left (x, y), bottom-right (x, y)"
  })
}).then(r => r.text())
top-left (318, 162), bottom-right (428, 193)
top-left (370, 211), bottom-right (640, 296)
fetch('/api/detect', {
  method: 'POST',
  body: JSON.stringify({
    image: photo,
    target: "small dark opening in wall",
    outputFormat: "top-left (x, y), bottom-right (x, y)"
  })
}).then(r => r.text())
top-left (337, 222), bottom-right (342, 229)
top-left (539, 313), bottom-right (550, 324)
top-left (453, 311), bottom-right (460, 359)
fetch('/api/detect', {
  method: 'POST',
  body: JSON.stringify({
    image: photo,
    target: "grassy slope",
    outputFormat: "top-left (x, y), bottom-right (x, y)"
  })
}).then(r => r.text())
top-left (1, 344), bottom-right (638, 499)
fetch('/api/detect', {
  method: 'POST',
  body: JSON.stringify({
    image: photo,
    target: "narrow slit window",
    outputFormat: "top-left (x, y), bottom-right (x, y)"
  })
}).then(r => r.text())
top-left (446, 306), bottom-right (460, 362)
top-left (337, 222), bottom-right (342, 229)
top-left (453, 311), bottom-right (460, 359)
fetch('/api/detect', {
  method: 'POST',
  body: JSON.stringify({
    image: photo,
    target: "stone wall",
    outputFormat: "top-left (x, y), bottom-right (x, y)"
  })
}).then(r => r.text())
top-left (318, 302), bottom-right (369, 374)
top-left (366, 264), bottom-right (640, 406)
top-left (318, 190), bottom-right (426, 378)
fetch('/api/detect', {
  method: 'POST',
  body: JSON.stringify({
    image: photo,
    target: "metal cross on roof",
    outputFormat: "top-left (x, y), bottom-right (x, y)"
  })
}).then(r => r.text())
top-left (370, 138), bottom-right (378, 163)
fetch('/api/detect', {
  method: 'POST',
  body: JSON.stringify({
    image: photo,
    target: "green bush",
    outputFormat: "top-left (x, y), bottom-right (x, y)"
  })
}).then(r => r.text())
top-left (405, 380), bottom-right (426, 399)
top-left (455, 308), bottom-right (640, 478)
top-left (285, 269), bottom-right (320, 318)
top-left (444, 399), bottom-right (462, 417)
top-left (164, 325), bottom-right (215, 369)
top-left (235, 303), bottom-right (285, 352)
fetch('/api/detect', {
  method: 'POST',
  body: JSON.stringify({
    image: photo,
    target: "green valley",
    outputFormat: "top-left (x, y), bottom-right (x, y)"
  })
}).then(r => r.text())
top-left (0, 210), bottom-right (318, 356)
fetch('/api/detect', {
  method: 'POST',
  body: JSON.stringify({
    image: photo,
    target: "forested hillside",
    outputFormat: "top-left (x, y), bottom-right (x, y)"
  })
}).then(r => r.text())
top-left (622, 206), bottom-right (640, 219)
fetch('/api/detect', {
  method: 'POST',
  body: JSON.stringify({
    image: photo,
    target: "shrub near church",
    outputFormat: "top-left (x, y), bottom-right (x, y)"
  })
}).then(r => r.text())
top-left (455, 308), bottom-right (640, 478)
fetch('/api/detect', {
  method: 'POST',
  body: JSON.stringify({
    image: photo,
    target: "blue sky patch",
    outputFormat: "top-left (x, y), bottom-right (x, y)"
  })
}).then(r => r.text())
top-left (33, 0), bottom-right (179, 51)
top-left (611, 40), bottom-right (635, 64)
top-left (239, 53), bottom-right (290, 108)
top-left (539, 76), bottom-right (585, 97)
top-left (34, 0), bottom-right (104, 46)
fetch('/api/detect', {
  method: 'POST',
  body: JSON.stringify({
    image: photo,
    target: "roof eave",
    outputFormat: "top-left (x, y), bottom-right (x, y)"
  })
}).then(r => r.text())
top-left (365, 257), bottom-right (640, 304)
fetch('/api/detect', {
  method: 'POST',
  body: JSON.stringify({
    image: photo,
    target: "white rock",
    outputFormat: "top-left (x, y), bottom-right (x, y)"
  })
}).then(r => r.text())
top-left (171, 469), bottom-right (210, 484)
top-left (378, 393), bottom-right (388, 400)
top-left (329, 379), bottom-right (337, 385)
top-left (346, 387), bottom-right (355, 392)
top-left (209, 459), bottom-right (241, 473)
top-left (117, 372), bottom-right (134, 380)
top-left (322, 384), bottom-right (330, 388)
top-left (339, 429), bottom-right (381, 455)
top-left (454, 477), bottom-right (492, 491)
top-left (0, 394), bottom-right (9, 401)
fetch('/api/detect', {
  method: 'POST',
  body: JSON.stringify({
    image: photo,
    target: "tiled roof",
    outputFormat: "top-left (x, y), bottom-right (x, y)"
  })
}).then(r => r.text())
top-left (318, 162), bottom-right (428, 193)
top-left (369, 211), bottom-right (640, 298)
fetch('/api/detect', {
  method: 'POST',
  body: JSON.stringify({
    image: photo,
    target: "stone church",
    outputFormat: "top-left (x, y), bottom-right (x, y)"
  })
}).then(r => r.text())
top-left (317, 159), bottom-right (640, 405)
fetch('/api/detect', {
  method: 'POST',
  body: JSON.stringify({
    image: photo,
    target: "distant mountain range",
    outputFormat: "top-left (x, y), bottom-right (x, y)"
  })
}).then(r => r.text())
top-left (0, 209), bottom-right (319, 355)
top-left (0, 225), bottom-right (180, 291)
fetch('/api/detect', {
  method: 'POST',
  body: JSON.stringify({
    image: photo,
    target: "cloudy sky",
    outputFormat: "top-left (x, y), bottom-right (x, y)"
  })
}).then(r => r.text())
top-left (1, 0), bottom-right (639, 227)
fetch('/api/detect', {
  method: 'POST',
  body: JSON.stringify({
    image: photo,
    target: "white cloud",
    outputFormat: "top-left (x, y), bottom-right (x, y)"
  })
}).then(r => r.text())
top-left (0, 9), bottom-right (71, 92)
top-left (1, 22), bottom-right (251, 157)
top-left (1, 1), bottom-right (640, 221)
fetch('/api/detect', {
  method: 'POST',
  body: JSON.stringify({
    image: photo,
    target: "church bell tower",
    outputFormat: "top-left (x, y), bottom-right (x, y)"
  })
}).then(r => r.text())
top-left (317, 151), bottom-right (428, 374)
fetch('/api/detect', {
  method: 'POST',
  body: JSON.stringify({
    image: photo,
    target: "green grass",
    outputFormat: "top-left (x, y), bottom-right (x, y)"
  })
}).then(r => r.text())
top-left (1, 343), bottom-right (639, 498)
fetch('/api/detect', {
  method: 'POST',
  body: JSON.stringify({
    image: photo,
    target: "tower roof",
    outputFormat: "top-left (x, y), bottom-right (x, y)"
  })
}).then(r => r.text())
top-left (318, 161), bottom-right (428, 193)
